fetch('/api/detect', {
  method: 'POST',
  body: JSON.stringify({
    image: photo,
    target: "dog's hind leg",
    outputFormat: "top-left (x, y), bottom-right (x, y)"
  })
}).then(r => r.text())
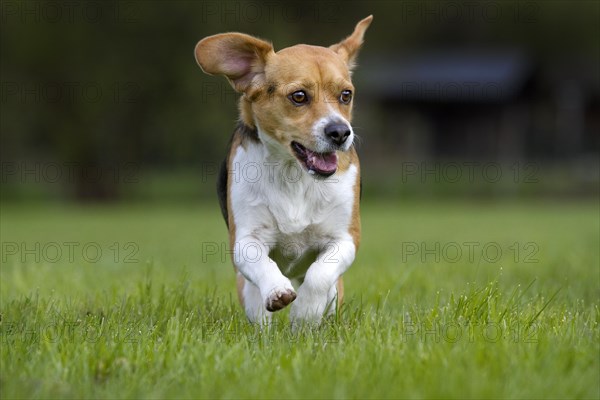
top-left (323, 278), bottom-right (344, 318)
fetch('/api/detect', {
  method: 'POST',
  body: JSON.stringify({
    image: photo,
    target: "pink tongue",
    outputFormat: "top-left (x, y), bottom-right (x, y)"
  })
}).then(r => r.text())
top-left (306, 150), bottom-right (337, 174)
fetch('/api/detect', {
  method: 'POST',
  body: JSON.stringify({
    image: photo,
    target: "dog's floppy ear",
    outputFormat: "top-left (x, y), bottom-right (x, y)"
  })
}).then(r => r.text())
top-left (195, 33), bottom-right (274, 93)
top-left (330, 15), bottom-right (373, 69)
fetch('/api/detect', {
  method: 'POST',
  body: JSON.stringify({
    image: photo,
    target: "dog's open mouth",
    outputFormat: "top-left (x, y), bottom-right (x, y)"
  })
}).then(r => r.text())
top-left (291, 141), bottom-right (337, 177)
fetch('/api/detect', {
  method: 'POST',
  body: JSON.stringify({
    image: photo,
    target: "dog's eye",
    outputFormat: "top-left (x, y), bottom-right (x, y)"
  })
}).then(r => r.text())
top-left (339, 90), bottom-right (352, 104)
top-left (289, 90), bottom-right (309, 105)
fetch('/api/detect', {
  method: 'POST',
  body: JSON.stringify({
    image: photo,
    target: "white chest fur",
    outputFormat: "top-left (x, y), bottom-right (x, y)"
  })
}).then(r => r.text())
top-left (229, 140), bottom-right (357, 276)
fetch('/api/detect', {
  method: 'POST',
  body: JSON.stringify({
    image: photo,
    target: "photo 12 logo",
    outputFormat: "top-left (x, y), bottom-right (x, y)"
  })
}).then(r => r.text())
top-left (400, 241), bottom-right (540, 264)
top-left (1, 162), bottom-right (139, 185)
top-left (1, 81), bottom-right (140, 104)
top-left (200, 320), bottom-right (340, 344)
top-left (199, 161), bottom-right (339, 185)
top-left (400, 162), bottom-right (540, 184)
top-left (0, 1), bottom-right (139, 24)
top-left (398, 1), bottom-right (540, 24)
top-left (1, 320), bottom-right (142, 345)
top-left (400, 320), bottom-right (538, 343)
top-left (196, 1), bottom-right (341, 24)
top-left (200, 240), bottom-right (340, 264)
top-left (1, 241), bottom-right (140, 264)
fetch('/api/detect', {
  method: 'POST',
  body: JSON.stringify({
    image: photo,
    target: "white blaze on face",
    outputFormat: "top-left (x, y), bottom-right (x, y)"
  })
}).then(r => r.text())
top-left (312, 106), bottom-right (354, 153)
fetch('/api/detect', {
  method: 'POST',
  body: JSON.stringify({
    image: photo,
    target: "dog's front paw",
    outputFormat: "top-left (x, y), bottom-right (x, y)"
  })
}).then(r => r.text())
top-left (265, 285), bottom-right (297, 312)
top-left (289, 291), bottom-right (329, 327)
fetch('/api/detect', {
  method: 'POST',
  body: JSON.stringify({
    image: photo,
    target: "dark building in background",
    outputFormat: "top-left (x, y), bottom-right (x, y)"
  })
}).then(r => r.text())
top-left (361, 50), bottom-right (598, 162)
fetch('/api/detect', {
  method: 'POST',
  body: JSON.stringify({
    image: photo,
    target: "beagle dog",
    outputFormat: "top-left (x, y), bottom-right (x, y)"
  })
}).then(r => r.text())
top-left (195, 15), bottom-right (372, 325)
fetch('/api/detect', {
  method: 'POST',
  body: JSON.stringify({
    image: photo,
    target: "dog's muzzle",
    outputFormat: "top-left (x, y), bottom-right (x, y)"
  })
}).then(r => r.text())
top-left (324, 123), bottom-right (351, 147)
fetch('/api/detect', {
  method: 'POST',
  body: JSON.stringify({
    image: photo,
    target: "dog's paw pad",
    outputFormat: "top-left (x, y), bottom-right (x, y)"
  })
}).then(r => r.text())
top-left (266, 288), bottom-right (297, 312)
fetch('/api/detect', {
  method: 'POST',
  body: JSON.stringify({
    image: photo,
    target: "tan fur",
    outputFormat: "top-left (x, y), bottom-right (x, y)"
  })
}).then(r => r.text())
top-left (236, 271), bottom-right (245, 307)
top-left (336, 277), bottom-right (345, 311)
top-left (350, 158), bottom-right (362, 249)
top-left (329, 15), bottom-right (373, 68)
top-left (196, 16), bottom-right (372, 164)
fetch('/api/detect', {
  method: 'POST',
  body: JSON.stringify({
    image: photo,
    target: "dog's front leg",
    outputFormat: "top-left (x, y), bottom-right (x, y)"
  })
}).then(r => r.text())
top-left (290, 239), bottom-right (356, 326)
top-left (234, 236), bottom-right (296, 324)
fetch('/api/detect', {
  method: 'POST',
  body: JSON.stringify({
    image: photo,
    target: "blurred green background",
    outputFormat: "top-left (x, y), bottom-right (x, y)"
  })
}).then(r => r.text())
top-left (1, 0), bottom-right (598, 203)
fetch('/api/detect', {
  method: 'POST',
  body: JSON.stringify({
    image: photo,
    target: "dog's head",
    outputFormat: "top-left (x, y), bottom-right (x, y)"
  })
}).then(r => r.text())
top-left (195, 16), bottom-right (372, 177)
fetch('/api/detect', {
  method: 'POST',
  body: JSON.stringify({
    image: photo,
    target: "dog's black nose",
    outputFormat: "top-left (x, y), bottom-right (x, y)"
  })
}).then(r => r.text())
top-left (324, 123), bottom-right (351, 146)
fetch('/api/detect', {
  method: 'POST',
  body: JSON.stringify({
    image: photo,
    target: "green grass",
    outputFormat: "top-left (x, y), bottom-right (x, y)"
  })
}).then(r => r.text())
top-left (1, 200), bottom-right (599, 399)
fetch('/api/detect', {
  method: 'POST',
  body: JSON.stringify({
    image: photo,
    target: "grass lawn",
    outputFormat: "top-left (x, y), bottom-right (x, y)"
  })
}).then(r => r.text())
top-left (1, 199), bottom-right (598, 399)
